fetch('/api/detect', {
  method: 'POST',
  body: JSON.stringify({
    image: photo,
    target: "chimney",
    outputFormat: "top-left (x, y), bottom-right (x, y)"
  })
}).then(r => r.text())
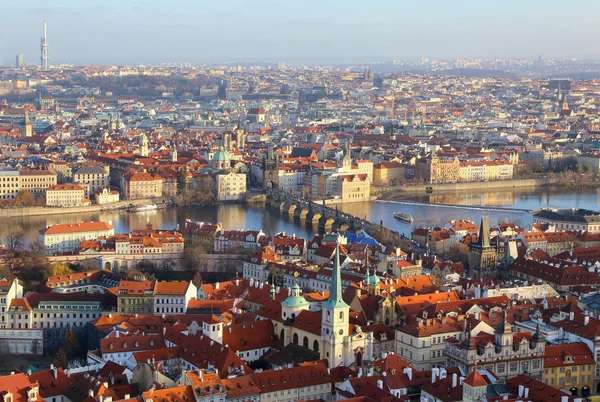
top-left (518, 385), bottom-right (524, 397)
top-left (431, 367), bottom-right (437, 383)
top-left (570, 311), bottom-right (575, 321)
top-left (452, 373), bottom-right (457, 388)
top-left (584, 315), bottom-right (590, 326)
top-left (53, 367), bottom-right (57, 379)
top-left (561, 397), bottom-right (569, 402)
top-left (459, 376), bottom-right (465, 385)
top-left (403, 367), bottom-right (412, 381)
top-left (377, 379), bottom-right (383, 389)
top-left (524, 388), bottom-right (529, 398)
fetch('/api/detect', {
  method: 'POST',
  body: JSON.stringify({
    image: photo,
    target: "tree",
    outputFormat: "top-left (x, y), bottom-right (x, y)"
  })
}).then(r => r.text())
top-left (177, 169), bottom-right (187, 192)
top-left (5, 230), bottom-right (24, 252)
top-left (30, 339), bottom-right (41, 355)
top-left (64, 329), bottom-right (78, 358)
top-left (183, 243), bottom-right (208, 272)
top-left (53, 348), bottom-right (68, 368)
top-left (13, 190), bottom-right (35, 207)
top-left (192, 270), bottom-right (203, 287)
top-left (45, 262), bottom-right (73, 279)
top-left (11, 242), bottom-right (49, 283)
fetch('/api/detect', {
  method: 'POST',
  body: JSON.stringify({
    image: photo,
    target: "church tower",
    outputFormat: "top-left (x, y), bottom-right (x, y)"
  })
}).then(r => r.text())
top-left (263, 143), bottom-right (279, 190)
top-left (21, 111), bottom-right (32, 140)
top-left (341, 141), bottom-right (352, 172)
top-left (234, 119), bottom-right (245, 149)
top-left (171, 145), bottom-right (178, 162)
top-left (139, 133), bottom-right (149, 157)
top-left (281, 276), bottom-right (310, 321)
top-left (321, 242), bottom-right (350, 367)
top-left (364, 269), bottom-right (380, 297)
top-left (469, 216), bottom-right (498, 278)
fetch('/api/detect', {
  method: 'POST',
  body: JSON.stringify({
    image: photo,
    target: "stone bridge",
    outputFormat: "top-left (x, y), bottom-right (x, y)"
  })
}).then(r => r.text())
top-left (269, 195), bottom-right (371, 234)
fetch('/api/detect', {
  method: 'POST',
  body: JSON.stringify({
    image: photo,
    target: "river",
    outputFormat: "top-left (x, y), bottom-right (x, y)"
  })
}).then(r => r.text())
top-left (4, 187), bottom-right (599, 244)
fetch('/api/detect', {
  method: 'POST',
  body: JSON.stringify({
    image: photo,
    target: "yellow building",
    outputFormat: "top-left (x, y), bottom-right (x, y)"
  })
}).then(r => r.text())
top-left (374, 161), bottom-right (406, 185)
top-left (484, 159), bottom-right (514, 181)
top-left (18, 169), bottom-right (57, 196)
top-left (543, 343), bottom-right (593, 398)
top-left (121, 171), bottom-right (162, 199)
top-left (417, 153), bottom-right (460, 183)
top-left (335, 174), bottom-right (371, 202)
top-left (117, 280), bottom-right (155, 314)
top-left (577, 153), bottom-right (600, 173)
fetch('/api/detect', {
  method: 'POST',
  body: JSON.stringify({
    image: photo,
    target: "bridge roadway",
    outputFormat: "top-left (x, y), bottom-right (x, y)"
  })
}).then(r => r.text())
top-left (378, 199), bottom-right (532, 214)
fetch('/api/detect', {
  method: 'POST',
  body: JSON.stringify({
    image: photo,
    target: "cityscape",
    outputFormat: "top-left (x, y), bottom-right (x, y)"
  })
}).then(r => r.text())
top-left (2, 3), bottom-right (600, 402)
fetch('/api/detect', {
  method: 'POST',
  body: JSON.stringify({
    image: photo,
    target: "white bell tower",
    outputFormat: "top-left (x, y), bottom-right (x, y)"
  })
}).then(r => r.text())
top-left (321, 242), bottom-right (349, 366)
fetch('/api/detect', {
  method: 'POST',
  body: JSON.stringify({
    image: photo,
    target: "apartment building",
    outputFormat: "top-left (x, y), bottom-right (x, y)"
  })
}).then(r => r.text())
top-left (121, 171), bottom-right (162, 199)
top-left (18, 169), bottom-right (58, 196)
top-left (0, 279), bottom-right (23, 328)
top-left (216, 171), bottom-right (247, 201)
top-left (445, 318), bottom-right (545, 382)
top-left (0, 169), bottom-right (57, 200)
top-left (73, 165), bottom-right (110, 198)
top-left (117, 280), bottom-right (155, 314)
top-left (543, 343), bottom-right (593, 396)
top-left (154, 281), bottom-right (197, 314)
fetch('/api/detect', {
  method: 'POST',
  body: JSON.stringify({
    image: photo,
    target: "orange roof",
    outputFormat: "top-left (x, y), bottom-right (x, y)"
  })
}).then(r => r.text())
top-left (46, 184), bottom-right (85, 191)
top-left (143, 385), bottom-right (195, 402)
top-left (118, 280), bottom-right (155, 295)
top-left (463, 370), bottom-right (488, 387)
top-left (0, 373), bottom-right (43, 402)
top-left (41, 221), bottom-right (114, 235)
top-left (154, 281), bottom-right (191, 295)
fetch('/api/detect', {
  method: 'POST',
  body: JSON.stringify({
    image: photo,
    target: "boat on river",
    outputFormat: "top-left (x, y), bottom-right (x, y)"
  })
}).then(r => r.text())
top-left (128, 203), bottom-right (166, 213)
top-left (393, 211), bottom-right (414, 223)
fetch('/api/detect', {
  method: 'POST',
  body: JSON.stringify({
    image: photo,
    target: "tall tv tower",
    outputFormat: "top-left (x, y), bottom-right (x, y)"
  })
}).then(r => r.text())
top-left (40, 11), bottom-right (49, 70)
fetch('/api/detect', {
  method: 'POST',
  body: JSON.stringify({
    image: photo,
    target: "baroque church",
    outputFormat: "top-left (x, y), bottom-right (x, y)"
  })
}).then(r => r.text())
top-left (261, 243), bottom-right (375, 367)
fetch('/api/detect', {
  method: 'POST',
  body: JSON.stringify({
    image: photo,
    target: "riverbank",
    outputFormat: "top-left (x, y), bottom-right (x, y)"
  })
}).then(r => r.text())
top-left (376, 178), bottom-right (545, 198)
top-left (0, 198), bottom-right (156, 218)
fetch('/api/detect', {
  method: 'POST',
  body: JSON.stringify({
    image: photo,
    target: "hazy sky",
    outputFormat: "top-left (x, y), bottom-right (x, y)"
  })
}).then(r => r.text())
top-left (1, 0), bottom-right (599, 66)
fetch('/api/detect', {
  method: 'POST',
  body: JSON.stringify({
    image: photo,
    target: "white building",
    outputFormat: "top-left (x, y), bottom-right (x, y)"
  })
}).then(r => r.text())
top-left (45, 184), bottom-right (87, 207)
top-left (216, 171), bottom-right (246, 201)
top-left (154, 281), bottom-right (197, 314)
top-left (39, 221), bottom-right (115, 254)
top-left (95, 187), bottom-right (120, 204)
top-left (73, 165), bottom-right (110, 198)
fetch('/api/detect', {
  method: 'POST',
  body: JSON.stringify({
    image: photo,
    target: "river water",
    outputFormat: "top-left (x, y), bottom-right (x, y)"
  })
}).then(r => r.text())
top-left (4, 187), bottom-right (599, 244)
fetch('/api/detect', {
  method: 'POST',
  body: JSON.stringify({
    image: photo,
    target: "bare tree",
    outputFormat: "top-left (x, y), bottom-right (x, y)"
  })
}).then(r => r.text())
top-left (5, 230), bottom-right (24, 252)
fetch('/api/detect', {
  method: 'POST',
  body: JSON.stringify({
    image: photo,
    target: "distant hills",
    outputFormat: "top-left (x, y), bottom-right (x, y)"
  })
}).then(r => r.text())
top-left (425, 68), bottom-right (518, 79)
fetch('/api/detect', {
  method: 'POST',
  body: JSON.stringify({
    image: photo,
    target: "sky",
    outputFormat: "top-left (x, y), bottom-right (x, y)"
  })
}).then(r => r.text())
top-left (1, 0), bottom-right (599, 66)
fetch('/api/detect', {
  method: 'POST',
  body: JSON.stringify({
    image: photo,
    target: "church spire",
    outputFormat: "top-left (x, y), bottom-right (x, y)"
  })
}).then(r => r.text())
top-left (324, 242), bottom-right (349, 309)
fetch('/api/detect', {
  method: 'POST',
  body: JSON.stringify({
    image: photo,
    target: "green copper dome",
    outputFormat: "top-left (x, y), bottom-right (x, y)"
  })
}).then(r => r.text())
top-left (212, 146), bottom-right (231, 162)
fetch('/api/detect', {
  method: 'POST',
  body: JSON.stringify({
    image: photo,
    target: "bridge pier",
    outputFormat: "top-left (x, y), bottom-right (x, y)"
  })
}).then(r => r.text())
top-left (288, 204), bottom-right (297, 217)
